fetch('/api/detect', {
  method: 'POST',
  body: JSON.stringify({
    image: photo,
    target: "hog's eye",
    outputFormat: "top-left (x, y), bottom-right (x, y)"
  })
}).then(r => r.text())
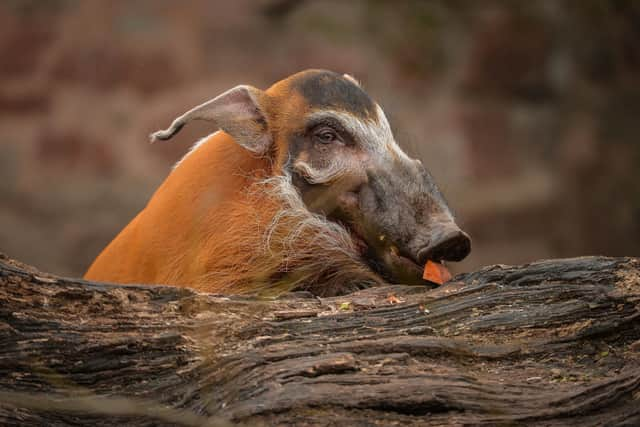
top-left (313, 127), bottom-right (340, 145)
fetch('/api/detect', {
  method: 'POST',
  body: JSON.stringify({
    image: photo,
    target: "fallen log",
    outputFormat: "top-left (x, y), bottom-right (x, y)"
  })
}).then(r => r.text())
top-left (1, 253), bottom-right (639, 426)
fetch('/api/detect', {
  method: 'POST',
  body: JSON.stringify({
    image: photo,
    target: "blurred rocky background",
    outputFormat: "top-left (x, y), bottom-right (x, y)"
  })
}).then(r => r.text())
top-left (1, 0), bottom-right (639, 278)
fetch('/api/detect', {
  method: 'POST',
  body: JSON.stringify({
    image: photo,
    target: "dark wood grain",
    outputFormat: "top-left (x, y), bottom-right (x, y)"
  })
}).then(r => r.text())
top-left (1, 253), bottom-right (639, 426)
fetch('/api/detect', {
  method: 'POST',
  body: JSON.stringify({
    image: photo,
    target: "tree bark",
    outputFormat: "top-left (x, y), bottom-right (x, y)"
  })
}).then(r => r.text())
top-left (1, 253), bottom-right (639, 426)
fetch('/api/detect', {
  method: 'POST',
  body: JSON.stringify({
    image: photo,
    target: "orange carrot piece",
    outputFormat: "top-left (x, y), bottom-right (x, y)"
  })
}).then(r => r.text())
top-left (423, 260), bottom-right (452, 285)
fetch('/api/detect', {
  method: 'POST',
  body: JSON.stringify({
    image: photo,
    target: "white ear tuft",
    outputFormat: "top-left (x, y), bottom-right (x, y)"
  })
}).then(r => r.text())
top-left (343, 74), bottom-right (361, 87)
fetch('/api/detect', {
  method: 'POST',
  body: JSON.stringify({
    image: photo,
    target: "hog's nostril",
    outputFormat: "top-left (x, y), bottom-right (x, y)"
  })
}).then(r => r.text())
top-left (417, 230), bottom-right (471, 264)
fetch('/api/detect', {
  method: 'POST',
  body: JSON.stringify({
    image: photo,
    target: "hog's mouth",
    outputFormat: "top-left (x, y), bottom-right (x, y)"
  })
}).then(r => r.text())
top-left (343, 222), bottom-right (433, 286)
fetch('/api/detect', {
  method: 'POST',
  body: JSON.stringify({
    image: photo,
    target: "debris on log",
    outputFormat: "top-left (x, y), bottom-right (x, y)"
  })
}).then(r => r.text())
top-left (1, 253), bottom-right (639, 426)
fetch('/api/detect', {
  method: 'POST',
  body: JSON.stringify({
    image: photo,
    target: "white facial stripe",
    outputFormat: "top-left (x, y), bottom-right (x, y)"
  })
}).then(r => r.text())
top-left (374, 104), bottom-right (413, 164)
top-left (306, 106), bottom-right (413, 164)
top-left (306, 109), bottom-right (392, 154)
top-left (293, 158), bottom-right (348, 184)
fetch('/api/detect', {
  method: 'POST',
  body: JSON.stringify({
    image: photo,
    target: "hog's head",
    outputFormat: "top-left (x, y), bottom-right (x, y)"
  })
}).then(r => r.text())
top-left (151, 70), bottom-right (470, 287)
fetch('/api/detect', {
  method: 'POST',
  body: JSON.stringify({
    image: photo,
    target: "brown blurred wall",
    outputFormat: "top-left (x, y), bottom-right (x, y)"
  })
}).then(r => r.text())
top-left (1, 0), bottom-right (639, 278)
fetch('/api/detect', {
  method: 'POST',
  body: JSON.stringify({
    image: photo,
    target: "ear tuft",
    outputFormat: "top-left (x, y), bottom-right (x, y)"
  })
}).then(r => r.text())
top-left (150, 122), bottom-right (185, 143)
top-left (342, 74), bottom-right (361, 87)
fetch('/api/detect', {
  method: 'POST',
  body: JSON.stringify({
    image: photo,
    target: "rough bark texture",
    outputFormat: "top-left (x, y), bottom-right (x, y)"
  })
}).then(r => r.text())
top-left (1, 253), bottom-right (639, 426)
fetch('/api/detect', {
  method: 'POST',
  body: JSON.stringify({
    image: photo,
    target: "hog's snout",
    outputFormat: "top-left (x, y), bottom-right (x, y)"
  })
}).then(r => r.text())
top-left (349, 159), bottom-right (471, 284)
top-left (416, 227), bottom-right (471, 265)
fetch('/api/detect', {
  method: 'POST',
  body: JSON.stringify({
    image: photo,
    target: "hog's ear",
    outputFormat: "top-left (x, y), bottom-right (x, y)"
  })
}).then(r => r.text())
top-left (150, 85), bottom-right (271, 155)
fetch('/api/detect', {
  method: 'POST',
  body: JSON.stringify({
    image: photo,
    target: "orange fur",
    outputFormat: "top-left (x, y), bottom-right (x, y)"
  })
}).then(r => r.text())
top-left (85, 71), bottom-right (388, 295)
top-left (85, 132), bottom-right (270, 288)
